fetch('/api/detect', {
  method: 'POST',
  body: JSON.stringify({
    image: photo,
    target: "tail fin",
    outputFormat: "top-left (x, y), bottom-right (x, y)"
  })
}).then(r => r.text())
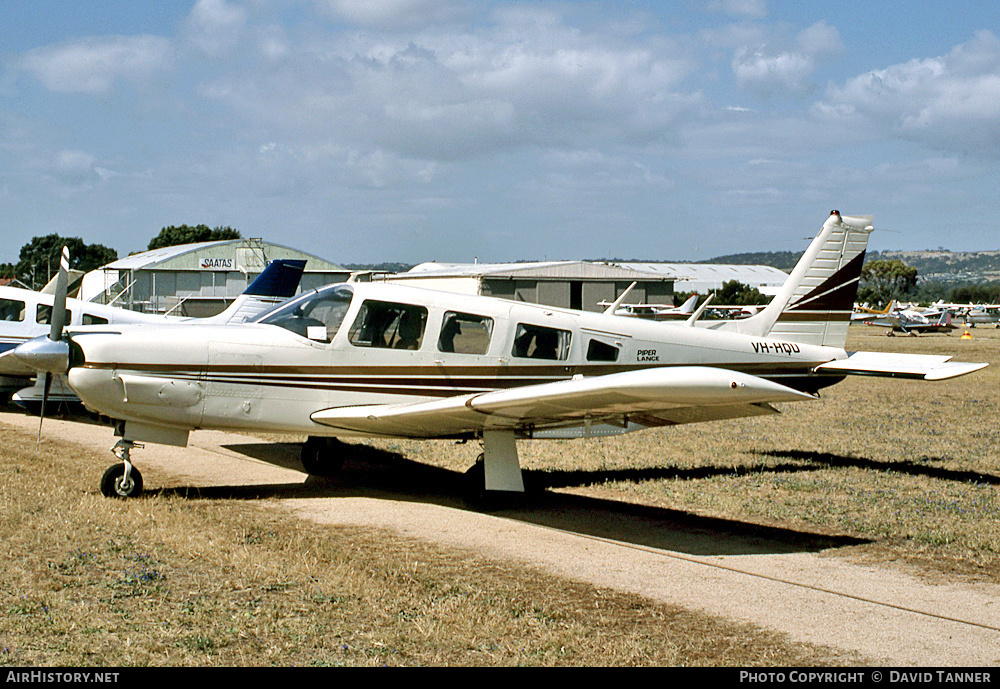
top-left (714, 210), bottom-right (873, 347)
top-left (675, 293), bottom-right (699, 314)
top-left (202, 259), bottom-right (307, 324)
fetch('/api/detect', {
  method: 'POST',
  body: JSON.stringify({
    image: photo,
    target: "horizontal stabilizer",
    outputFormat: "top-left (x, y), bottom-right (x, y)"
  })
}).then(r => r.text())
top-left (815, 351), bottom-right (987, 381)
top-left (311, 366), bottom-right (816, 438)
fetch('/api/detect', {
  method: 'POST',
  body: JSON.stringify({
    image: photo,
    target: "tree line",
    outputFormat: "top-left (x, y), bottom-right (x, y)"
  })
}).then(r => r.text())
top-left (1, 225), bottom-right (240, 290)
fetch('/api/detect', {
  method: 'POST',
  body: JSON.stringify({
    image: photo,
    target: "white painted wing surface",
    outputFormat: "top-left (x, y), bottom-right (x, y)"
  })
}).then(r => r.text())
top-left (310, 366), bottom-right (817, 438)
top-left (814, 351), bottom-right (988, 380)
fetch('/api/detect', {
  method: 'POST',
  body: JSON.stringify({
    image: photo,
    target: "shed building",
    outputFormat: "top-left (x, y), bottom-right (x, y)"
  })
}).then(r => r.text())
top-left (619, 263), bottom-right (789, 297)
top-left (80, 238), bottom-right (350, 317)
top-left (382, 261), bottom-right (679, 312)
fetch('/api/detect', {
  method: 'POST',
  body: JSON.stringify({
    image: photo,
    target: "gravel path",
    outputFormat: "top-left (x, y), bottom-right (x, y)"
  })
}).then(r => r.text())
top-left (10, 411), bottom-right (1000, 666)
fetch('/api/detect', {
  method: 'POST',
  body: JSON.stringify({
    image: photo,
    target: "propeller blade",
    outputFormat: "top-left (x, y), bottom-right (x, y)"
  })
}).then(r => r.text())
top-left (36, 372), bottom-right (52, 449)
top-left (49, 246), bottom-right (70, 342)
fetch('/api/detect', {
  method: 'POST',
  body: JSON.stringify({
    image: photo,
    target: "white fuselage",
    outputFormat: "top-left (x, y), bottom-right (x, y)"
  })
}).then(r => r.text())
top-left (65, 282), bottom-right (847, 438)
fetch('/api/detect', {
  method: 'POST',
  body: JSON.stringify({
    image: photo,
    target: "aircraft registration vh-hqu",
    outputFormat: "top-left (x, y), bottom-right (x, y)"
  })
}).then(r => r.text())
top-left (12, 211), bottom-right (988, 504)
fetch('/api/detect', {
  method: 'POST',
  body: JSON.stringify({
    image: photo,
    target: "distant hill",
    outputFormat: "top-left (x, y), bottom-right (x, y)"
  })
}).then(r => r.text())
top-left (700, 251), bottom-right (803, 272)
top-left (698, 249), bottom-right (1000, 284)
top-left (344, 250), bottom-right (1000, 285)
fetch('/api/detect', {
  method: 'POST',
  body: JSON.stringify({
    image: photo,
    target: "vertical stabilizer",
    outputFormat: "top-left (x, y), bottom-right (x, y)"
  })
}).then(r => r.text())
top-left (714, 211), bottom-right (874, 347)
top-left (202, 259), bottom-right (307, 324)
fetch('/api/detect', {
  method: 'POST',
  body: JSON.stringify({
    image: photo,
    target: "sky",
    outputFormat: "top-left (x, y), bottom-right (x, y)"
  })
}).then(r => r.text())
top-left (2, 1), bottom-right (1000, 267)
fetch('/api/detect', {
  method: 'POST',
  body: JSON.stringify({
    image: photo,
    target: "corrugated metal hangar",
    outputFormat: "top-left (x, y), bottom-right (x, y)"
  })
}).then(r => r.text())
top-left (381, 261), bottom-right (679, 312)
top-left (620, 263), bottom-right (789, 296)
top-left (79, 238), bottom-right (350, 317)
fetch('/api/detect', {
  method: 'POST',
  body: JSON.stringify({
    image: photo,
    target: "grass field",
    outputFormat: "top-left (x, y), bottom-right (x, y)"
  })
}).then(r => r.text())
top-left (373, 325), bottom-right (1000, 582)
top-left (0, 323), bottom-right (996, 666)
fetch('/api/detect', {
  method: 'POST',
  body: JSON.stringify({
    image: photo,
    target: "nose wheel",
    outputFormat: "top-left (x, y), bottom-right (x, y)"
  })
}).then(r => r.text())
top-left (101, 440), bottom-right (144, 498)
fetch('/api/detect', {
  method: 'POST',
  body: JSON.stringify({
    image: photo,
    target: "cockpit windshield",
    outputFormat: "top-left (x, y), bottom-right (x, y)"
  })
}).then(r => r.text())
top-left (255, 284), bottom-right (354, 342)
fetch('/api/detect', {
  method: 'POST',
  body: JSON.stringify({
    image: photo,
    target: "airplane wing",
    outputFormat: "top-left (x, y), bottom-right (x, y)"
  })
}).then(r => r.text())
top-left (814, 351), bottom-right (987, 380)
top-left (310, 366), bottom-right (816, 438)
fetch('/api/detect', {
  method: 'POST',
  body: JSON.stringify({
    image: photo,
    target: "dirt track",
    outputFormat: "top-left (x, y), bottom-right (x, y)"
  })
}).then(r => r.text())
top-left (5, 409), bottom-right (999, 666)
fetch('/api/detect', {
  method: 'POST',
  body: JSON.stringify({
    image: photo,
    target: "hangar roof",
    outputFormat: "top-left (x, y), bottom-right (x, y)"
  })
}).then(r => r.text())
top-left (403, 261), bottom-right (677, 281)
top-left (103, 239), bottom-right (345, 272)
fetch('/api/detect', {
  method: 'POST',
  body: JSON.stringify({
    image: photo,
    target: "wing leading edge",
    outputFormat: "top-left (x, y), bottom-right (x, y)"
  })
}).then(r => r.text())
top-left (310, 366), bottom-right (817, 438)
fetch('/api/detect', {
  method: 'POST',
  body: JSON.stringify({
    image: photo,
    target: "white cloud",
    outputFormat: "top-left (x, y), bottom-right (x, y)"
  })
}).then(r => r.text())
top-left (733, 48), bottom-right (813, 96)
top-left (731, 22), bottom-right (842, 98)
top-left (197, 15), bottom-right (702, 161)
top-left (19, 35), bottom-right (172, 94)
top-left (795, 20), bottom-right (843, 57)
top-left (318, 0), bottom-right (466, 29)
top-left (823, 30), bottom-right (1000, 155)
top-left (183, 0), bottom-right (248, 57)
top-left (705, 0), bottom-right (767, 18)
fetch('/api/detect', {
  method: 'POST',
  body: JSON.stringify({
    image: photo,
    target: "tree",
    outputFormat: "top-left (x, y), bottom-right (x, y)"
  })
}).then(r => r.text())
top-left (714, 279), bottom-right (770, 306)
top-left (147, 225), bottom-right (241, 251)
top-left (857, 259), bottom-right (918, 307)
top-left (14, 234), bottom-right (118, 290)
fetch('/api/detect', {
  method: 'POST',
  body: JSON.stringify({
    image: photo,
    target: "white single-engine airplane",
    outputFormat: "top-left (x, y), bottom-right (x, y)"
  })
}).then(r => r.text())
top-left (13, 212), bottom-right (987, 502)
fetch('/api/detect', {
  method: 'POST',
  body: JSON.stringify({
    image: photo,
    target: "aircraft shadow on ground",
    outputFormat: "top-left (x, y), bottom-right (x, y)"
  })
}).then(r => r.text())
top-left (756, 449), bottom-right (1000, 486)
top-left (152, 440), bottom-right (868, 558)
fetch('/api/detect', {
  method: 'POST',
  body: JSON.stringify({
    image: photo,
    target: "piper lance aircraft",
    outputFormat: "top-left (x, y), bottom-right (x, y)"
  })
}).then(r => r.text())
top-left (0, 259), bottom-right (306, 408)
top-left (13, 211), bottom-right (988, 503)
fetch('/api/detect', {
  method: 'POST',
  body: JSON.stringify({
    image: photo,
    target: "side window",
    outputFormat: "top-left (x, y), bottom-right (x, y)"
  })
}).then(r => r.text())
top-left (36, 304), bottom-right (73, 325)
top-left (511, 323), bottom-right (572, 360)
top-left (0, 298), bottom-right (25, 322)
top-left (587, 339), bottom-right (619, 362)
top-left (83, 313), bottom-right (109, 326)
top-left (349, 301), bottom-right (428, 350)
top-left (438, 312), bottom-right (493, 355)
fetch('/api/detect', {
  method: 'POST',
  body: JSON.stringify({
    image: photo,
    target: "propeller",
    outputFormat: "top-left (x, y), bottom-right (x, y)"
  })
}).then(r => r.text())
top-left (11, 247), bottom-right (72, 446)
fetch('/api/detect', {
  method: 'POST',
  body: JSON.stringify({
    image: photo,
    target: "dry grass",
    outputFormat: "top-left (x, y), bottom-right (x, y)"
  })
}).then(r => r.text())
top-left (454, 324), bottom-right (998, 583)
top-left (0, 416), bottom-right (855, 666)
top-left (366, 325), bottom-right (1000, 584)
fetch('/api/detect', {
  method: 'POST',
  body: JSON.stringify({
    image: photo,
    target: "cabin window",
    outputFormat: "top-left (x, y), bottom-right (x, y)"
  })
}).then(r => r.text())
top-left (258, 284), bottom-right (354, 342)
top-left (438, 312), bottom-right (493, 355)
top-left (36, 304), bottom-right (73, 325)
top-left (82, 314), bottom-right (109, 326)
top-left (511, 323), bottom-right (571, 360)
top-left (586, 339), bottom-right (619, 362)
top-left (349, 300), bottom-right (428, 350)
top-left (0, 298), bottom-right (25, 322)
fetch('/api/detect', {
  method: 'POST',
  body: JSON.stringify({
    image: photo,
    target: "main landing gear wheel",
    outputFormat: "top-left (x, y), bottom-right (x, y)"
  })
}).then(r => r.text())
top-left (100, 463), bottom-right (143, 498)
top-left (301, 436), bottom-right (345, 476)
top-left (462, 454), bottom-right (529, 511)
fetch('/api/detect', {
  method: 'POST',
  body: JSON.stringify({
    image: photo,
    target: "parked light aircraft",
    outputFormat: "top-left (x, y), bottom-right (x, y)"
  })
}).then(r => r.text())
top-left (1, 259), bottom-right (306, 407)
top-left (963, 306), bottom-right (1000, 327)
top-left (853, 301), bottom-right (955, 335)
top-left (601, 294), bottom-right (700, 320)
top-left (13, 212), bottom-right (987, 503)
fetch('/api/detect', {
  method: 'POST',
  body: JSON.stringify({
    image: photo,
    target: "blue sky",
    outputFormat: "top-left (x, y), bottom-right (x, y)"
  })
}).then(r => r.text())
top-left (3, 1), bottom-right (999, 266)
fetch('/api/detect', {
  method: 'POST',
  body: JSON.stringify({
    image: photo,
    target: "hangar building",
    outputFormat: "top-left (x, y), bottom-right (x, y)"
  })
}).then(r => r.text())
top-left (381, 261), bottom-right (679, 312)
top-left (620, 263), bottom-right (789, 297)
top-left (80, 238), bottom-right (350, 317)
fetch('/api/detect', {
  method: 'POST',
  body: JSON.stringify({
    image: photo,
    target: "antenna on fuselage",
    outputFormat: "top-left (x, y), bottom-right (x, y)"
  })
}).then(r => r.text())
top-left (603, 281), bottom-right (638, 315)
top-left (684, 293), bottom-right (713, 327)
